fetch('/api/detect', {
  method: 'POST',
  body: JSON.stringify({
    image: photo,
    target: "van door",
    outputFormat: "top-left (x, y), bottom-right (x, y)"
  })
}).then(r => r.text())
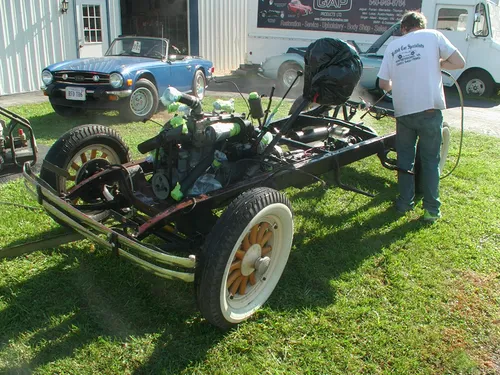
top-left (75, 0), bottom-right (109, 58)
top-left (463, 2), bottom-right (498, 96)
top-left (435, 5), bottom-right (473, 57)
top-left (434, 5), bottom-right (472, 83)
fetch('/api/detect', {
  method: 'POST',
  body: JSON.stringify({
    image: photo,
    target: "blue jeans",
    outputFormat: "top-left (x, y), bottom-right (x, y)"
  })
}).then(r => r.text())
top-left (396, 110), bottom-right (442, 215)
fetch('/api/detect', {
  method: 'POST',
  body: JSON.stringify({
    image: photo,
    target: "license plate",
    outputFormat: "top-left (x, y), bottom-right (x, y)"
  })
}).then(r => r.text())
top-left (65, 86), bottom-right (86, 101)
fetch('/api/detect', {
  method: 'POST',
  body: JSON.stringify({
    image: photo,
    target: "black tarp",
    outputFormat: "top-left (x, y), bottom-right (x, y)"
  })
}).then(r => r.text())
top-left (303, 38), bottom-right (363, 105)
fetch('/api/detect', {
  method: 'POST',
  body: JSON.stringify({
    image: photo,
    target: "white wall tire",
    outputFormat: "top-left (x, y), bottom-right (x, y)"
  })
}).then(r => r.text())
top-left (196, 187), bottom-right (294, 330)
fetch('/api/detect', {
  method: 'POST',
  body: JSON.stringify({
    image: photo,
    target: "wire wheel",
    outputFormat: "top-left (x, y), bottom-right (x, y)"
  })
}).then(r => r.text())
top-left (129, 87), bottom-right (154, 117)
top-left (197, 187), bottom-right (294, 330)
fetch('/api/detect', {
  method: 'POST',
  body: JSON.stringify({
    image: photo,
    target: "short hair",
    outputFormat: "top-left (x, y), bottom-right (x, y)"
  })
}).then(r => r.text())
top-left (401, 11), bottom-right (427, 31)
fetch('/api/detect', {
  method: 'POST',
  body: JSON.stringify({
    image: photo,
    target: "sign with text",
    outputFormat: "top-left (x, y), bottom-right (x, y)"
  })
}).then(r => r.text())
top-left (257, 0), bottom-right (422, 35)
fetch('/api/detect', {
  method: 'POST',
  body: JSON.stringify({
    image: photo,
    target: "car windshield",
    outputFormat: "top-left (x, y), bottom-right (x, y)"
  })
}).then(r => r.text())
top-left (105, 37), bottom-right (167, 59)
top-left (489, 3), bottom-right (500, 43)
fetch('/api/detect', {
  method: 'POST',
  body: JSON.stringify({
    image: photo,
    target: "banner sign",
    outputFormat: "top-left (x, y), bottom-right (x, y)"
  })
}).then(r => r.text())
top-left (257, 0), bottom-right (422, 35)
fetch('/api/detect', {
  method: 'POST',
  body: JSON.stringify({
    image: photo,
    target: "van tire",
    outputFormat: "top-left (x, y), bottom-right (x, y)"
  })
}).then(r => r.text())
top-left (458, 70), bottom-right (495, 97)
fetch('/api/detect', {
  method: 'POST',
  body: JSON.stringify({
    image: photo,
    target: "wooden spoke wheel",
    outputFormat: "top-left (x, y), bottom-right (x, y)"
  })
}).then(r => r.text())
top-left (40, 124), bottom-right (131, 201)
top-left (196, 187), bottom-right (294, 330)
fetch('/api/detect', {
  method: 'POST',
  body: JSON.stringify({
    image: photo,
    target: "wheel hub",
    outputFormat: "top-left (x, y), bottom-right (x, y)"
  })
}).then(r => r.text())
top-left (75, 158), bottom-right (110, 184)
top-left (466, 79), bottom-right (485, 95)
top-left (75, 158), bottom-right (111, 202)
top-left (241, 244), bottom-right (262, 276)
top-left (255, 256), bottom-right (271, 277)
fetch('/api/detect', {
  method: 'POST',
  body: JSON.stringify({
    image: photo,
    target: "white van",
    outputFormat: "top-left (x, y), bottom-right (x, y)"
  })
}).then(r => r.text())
top-left (247, 0), bottom-right (500, 96)
top-left (422, 0), bottom-right (500, 96)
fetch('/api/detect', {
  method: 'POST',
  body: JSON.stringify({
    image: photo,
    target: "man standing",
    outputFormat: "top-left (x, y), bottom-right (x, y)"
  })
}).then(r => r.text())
top-left (378, 11), bottom-right (465, 222)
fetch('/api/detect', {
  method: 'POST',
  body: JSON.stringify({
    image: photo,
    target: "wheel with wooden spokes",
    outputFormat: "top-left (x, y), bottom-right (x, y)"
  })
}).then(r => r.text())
top-left (196, 187), bottom-right (294, 330)
top-left (40, 124), bottom-right (131, 203)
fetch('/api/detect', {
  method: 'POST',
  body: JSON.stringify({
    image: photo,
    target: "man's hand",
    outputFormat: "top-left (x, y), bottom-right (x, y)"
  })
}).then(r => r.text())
top-left (378, 78), bottom-right (392, 92)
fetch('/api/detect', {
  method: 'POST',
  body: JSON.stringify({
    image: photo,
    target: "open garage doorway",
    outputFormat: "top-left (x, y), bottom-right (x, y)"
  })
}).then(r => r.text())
top-left (120, 0), bottom-right (189, 54)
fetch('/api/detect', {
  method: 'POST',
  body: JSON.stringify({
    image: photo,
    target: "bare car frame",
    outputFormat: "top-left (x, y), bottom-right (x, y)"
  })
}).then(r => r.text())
top-left (21, 85), bottom-right (398, 330)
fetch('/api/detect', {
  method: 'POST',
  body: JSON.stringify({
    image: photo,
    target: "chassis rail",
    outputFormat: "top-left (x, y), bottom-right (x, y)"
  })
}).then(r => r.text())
top-left (23, 163), bottom-right (196, 282)
top-left (22, 125), bottom-right (396, 281)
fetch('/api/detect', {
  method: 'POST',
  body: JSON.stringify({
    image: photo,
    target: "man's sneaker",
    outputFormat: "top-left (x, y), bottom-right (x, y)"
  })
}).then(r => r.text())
top-left (423, 210), bottom-right (441, 222)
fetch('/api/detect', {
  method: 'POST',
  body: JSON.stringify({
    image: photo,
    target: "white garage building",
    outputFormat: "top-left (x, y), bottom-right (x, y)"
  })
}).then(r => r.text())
top-left (0, 0), bottom-right (248, 96)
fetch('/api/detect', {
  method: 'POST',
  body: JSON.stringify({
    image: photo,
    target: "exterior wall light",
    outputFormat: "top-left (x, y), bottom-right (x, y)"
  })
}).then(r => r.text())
top-left (61, 0), bottom-right (69, 14)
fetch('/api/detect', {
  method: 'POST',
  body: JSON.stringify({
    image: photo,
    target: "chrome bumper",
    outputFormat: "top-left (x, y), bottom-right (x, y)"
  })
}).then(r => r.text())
top-left (22, 162), bottom-right (196, 282)
top-left (43, 87), bottom-right (133, 98)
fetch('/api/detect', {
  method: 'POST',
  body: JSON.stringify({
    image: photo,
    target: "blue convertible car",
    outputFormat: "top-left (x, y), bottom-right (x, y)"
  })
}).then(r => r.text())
top-left (41, 36), bottom-right (214, 121)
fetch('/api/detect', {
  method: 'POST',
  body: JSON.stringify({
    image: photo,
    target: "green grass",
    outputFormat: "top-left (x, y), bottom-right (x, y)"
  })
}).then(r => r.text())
top-left (1, 97), bottom-right (499, 375)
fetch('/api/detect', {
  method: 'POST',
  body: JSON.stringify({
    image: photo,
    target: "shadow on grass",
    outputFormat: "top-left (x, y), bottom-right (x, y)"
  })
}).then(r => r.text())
top-left (257, 166), bottom-right (425, 308)
top-left (0, 164), bottom-right (426, 374)
top-left (0, 246), bottom-right (225, 374)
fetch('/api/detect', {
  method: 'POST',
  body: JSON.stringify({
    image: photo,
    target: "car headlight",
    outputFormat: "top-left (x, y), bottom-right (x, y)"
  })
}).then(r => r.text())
top-left (41, 70), bottom-right (53, 85)
top-left (110, 73), bottom-right (124, 88)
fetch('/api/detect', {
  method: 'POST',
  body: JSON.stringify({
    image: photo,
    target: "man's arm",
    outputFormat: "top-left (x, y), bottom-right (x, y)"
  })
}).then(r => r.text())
top-left (378, 78), bottom-right (392, 92)
top-left (440, 50), bottom-right (465, 70)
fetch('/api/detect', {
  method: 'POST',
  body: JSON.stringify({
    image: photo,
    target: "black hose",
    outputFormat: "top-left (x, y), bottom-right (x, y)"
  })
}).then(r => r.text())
top-left (440, 70), bottom-right (464, 179)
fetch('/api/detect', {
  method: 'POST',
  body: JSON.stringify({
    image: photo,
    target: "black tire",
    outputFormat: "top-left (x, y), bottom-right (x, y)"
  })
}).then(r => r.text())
top-left (277, 62), bottom-right (303, 94)
top-left (50, 101), bottom-right (87, 117)
top-left (192, 70), bottom-right (207, 99)
top-left (196, 187), bottom-right (294, 330)
top-left (458, 70), bottom-right (495, 97)
top-left (120, 78), bottom-right (159, 122)
top-left (40, 124), bottom-right (131, 197)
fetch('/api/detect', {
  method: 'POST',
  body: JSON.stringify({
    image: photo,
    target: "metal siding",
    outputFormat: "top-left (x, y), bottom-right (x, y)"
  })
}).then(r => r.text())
top-left (0, 0), bottom-right (121, 96)
top-left (198, 0), bottom-right (248, 74)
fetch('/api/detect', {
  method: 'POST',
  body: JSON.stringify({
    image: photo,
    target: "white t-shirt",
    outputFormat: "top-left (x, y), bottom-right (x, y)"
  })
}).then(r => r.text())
top-left (377, 29), bottom-right (457, 117)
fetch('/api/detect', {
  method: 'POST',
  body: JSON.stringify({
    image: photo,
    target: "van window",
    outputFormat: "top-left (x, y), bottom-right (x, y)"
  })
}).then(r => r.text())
top-left (437, 8), bottom-right (468, 32)
top-left (473, 3), bottom-right (489, 37)
top-left (488, 3), bottom-right (500, 42)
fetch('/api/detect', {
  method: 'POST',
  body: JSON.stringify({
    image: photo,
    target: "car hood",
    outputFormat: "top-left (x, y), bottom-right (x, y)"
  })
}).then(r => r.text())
top-left (45, 56), bottom-right (163, 73)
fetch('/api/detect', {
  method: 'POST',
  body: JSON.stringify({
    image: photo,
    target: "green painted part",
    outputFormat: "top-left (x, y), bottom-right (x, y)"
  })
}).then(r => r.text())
top-left (171, 182), bottom-right (183, 201)
top-left (229, 123), bottom-right (241, 137)
top-left (170, 116), bottom-right (185, 126)
top-left (213, 99), bottom-right (235, 113)
top-left (212, 159), bottom-right (221, 168)
top-left (168, 102), bottom-right (181, 113)
top-left (170, 116), bottom-right (188, 134)
top-left (249, 92), bottom-right (259, 99)
top-left (261, 131), bottom-right (273, 145)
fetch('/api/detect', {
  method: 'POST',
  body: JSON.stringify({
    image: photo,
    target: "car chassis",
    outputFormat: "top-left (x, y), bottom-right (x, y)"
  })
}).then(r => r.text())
top-left (19, 88), bottom-right (399, 329)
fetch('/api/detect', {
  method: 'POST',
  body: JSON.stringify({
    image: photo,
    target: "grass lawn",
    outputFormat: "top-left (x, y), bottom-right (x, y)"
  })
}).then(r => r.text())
top-left (0, 97), bottom-right (499, 375)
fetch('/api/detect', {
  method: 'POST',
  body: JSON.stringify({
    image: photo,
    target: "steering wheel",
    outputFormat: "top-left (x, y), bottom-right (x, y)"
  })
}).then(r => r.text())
top-left (145, 45), bottom-right (164, 59)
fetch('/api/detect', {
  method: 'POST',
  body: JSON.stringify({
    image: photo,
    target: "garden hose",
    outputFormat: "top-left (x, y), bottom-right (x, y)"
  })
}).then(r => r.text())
top-left (440, 70), bottom-right (464, 179)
